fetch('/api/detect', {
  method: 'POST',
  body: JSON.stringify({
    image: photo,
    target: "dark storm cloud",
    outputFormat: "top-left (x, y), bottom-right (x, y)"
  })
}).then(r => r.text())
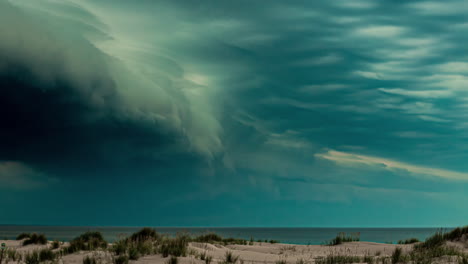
top-left (0, 0), bottom-right (194, 178)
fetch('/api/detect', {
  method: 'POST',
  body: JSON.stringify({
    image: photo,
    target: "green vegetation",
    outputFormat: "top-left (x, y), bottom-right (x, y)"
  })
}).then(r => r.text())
top-left (391, 247), bottom-right (402, 264)
top-left (24, 249), bottom-right (57, 264)
top-left (166, 256), bottom-right (178, 264)
top-left (191, 233), bottom-right (253, 245)
top-left (129, 227), bottom-right (160, 242)
top-left (315, 255), bottom-right (363, 264)
top-left (397, 238), bottom-right (420, 244)
top-left (52, 240), bottom-right (61, 249)
top-left (160, 233), bottom-right (189, 257)
top-left (83, 255), bottom-right (99, 264)
top-left (326, 232), bottom-right (360, 246)
top-left (23, 233), bottom-right (48, 246)
top-left (205, 255), bottom-right (213, 264)
top-left (16, 233), bottom-right (31, 240)
top-left (223, 251), bottom-right (240, 264)
top-left (113, 255), bottom-right (129, 264)
top-left (64, 231), bottom-right (108, 254)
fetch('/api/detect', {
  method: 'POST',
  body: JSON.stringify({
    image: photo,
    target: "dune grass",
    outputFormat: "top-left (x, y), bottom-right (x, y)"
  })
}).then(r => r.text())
top-left (22, 233), bottom-right (48, 246)
top-left (166, 256), bottom-right (178, 264)
top-left (223, 251), bottom-right (240, 264)
top-left (24, 249), bottom-right (58, 264)
top-left (113, 255), bottom-right (129, 264)
top-left (326, 232), bottom-right (360, 246)
top-left (16, 233), bottom-right (31, 240)
top-left (397, 238), bottom-right (420, 244)
top-left (193, 232), bottom-right (251, 245)
top-left (315, 255), bottom-right (363, 264)
top-left (64, 231), bottom-right (108, 254)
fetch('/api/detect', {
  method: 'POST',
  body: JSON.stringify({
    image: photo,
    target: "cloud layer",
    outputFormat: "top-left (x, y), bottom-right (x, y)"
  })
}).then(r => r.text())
top-left (2, 0), bottom-right (468, 226)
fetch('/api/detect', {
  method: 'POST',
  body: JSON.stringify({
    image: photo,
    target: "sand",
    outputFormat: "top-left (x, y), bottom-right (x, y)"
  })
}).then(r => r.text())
top-left (0, 239), bottom-right (419, 264)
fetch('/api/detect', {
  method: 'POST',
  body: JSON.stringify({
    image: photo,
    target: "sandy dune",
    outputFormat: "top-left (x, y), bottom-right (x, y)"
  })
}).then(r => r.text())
top-left (0, 240), bottom-right (416, 264)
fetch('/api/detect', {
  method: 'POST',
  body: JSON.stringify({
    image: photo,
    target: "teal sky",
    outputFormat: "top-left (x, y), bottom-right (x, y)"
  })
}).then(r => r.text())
top-left (1, 0), bottom-right (468, 227)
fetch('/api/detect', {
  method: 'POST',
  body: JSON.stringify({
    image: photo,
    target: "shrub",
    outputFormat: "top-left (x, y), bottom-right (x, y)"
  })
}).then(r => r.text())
top-left (129, 227), bottom-right (159, 242)
top-left (23, 233), bottom-right (48, 246)
top-left (16, 233), bottom-right (31, 240)
top-left (276, 260), bottom-right (287, 264)
top-left (52, 240), bottom-right (61, 249)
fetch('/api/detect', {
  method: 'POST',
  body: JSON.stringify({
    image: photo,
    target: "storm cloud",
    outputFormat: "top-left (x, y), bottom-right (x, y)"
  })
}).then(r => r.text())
top-left (2, 0), bottom-right (468, 226)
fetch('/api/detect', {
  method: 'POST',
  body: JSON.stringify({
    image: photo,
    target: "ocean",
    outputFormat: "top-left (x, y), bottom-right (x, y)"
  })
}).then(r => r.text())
top-left (0, 226), bottom-right (450, 245)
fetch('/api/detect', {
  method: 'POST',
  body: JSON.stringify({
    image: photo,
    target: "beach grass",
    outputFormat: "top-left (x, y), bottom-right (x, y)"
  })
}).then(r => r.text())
top-left (325, 232), bottom-right (360, 246)
top-left (397, 238), bottom-right (420, 244)
top-left (22, 233), bottom-right (48, 246)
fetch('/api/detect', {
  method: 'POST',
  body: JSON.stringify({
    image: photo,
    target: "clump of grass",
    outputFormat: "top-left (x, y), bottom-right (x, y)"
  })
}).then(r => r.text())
top-left (296, 259), bottom-right (306, 264)
top-left (64, 231), bottom-right (108, 254)
top-left (276, 259), bottom-right (287, 264)
top-left (128, 246), bottom-right (140, 260)
top-left (416, 227), bottom-right (468, 250)
top-left (363, 254), bottom-right (374, 264)
top-left (223, 251), bottom-right (239, 264)
top-left (160, 233), bottom-right (189, 258)
top-left (199, 251), bottom-right (207, 260)
top-left (16, 233), bottom-right (31, 240)
top-left (269, 240), bottom-right (280, 244)
top-left (24, 249), bottom-right (57, 264)
top-left (111, 228), bottom-right (159, 260)
top-left (315, 255), bottom-right (362, 264)
top-left (194, 233), bottom-right (223, 242)
top-left (391, 247), bottom-right (402, 264)
top-left (6, 249), bottom-right (21, 262)
top-left (52, 240), bottom-right (61, 249)
top-left (326, 232), bottom-right (360, 246)
top-left (205, 255), bottom-right (213, 264)
top-left (398, 238), bottom-right (420, 244)
top-left (83, 255), bottom-right (99, 264)
top-left (39, 248), bottom-right (56, 262)
top-left (113, 255), bottom-right (129, 264)
top-left (166, 256), bottom-right (178, 264)
top-left (25, 251), bottom-right (40, 264)
top-left (129, 227), bottom-right (160, 242)
top-left (192, 232), bottom-right (251, 245)
top-left (23, 233), bottom-right (48, 246)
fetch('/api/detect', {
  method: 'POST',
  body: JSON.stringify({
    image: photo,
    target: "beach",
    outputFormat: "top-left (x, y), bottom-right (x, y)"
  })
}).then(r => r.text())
top-left (0, 239), bottom-right (414, 264)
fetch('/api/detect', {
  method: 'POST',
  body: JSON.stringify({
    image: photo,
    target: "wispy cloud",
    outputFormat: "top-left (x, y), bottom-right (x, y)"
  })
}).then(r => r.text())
top-left (316, 150), bottom-right (468, 180)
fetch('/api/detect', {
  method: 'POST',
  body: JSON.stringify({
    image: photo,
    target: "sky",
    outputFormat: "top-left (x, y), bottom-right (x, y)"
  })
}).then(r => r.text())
top-left (1, 0), bottom-right (468, 227)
